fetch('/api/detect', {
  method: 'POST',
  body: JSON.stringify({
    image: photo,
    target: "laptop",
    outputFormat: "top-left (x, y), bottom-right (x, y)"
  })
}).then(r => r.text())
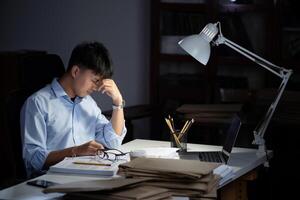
top-left (178, 114), bottom-right (242, 164)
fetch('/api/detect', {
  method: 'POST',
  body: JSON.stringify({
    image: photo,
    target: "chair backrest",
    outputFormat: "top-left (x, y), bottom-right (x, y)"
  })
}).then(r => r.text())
top-left (20, 54), bottom-right (65, 92)
top-left (5, 89), bottom-right (32, 181)
top-left (4, 53), bottom-right (65, 182)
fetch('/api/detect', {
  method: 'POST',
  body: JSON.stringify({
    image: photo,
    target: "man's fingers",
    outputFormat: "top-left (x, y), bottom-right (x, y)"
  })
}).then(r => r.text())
top-left (88, 145), bottom-right (104, 155)
top-left (77, 140), bottom-right (105, 156)
top-left (98, 84), bottom-right (105, 91)
top-left (100, 83), bottom-right (113, 91)
top-left (100, 85), bottom-right (113, 94)
top-left (90, 140), bottom-right (104, 149)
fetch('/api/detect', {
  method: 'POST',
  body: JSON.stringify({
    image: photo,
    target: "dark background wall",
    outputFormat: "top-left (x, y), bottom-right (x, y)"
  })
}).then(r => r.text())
top-left (0, 0), bottom-right (151, 138)
top-left (1, 1), bottom-right (300, 198)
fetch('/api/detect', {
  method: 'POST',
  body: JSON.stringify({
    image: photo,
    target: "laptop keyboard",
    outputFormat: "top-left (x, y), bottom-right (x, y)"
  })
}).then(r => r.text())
top-left (198, 152), bottom-right (225, 163)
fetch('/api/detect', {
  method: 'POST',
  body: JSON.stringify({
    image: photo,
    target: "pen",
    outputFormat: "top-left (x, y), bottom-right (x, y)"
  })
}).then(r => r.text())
top-left (73, 161), bottom-right (111, 166)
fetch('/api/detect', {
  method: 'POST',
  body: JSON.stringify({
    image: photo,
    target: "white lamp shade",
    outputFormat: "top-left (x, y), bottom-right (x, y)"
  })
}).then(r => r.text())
top-left (178, 34), bottom-right (211, 65)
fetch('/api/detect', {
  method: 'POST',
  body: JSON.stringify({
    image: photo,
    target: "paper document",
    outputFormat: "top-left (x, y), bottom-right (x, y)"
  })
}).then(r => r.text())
top-left (62, 185), bottom-right (171, 200)
top-left (43, 177), bottom-right (151, 193)
top-left (119, 157), bottom-right (220, 198)
top-left (121, 157), bottom-right (220, 177)
top-left (130, 147), bottom-right (179, 159)
top-left (49, 156), bottom-right (120, 176)
top-left (213, 164), bottom-right (234, 186)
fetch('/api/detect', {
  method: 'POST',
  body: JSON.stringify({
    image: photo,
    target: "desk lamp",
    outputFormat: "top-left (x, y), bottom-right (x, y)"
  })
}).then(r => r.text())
top-left (178, 22), bottom-right (292, 154)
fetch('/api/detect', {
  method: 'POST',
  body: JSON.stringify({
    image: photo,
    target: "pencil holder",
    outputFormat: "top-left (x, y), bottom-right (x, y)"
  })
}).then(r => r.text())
top-left (170, 130), bottom-right (187, 152)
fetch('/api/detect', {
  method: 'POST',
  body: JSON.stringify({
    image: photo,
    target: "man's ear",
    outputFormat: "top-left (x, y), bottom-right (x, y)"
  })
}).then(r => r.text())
top-left (71, 65), bottom-right (80, 79)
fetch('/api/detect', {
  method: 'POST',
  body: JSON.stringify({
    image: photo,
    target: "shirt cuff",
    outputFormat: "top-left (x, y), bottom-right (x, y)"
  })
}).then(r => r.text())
top-left (103, 121), bottom-right (127, 148)
top-left (25, 147), bottom-right (49, 177)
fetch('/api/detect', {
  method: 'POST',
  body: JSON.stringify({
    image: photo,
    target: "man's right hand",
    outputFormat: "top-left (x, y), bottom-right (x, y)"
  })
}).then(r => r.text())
top-left (44, 140), bottom-right (105, 169)
top-left (73, 140), bottom-right (104, 156)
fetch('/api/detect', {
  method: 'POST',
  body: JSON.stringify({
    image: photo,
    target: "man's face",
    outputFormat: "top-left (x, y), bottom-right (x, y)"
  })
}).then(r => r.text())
top-left (73, 67), bottom-right (102, 97)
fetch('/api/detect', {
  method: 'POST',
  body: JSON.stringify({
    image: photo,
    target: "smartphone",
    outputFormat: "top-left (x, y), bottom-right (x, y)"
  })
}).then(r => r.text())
top-left (26, 179), bottom-right (58, 188)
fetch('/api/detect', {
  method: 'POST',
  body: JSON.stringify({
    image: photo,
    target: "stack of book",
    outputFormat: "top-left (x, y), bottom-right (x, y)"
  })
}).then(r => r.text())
top-left (44, 157), bottom-right (221, 199)
top-left (48, 156), bottom-right (119, 176)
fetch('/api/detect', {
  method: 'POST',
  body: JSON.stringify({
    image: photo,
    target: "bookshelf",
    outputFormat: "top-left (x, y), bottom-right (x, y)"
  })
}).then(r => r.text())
top-left (150, 0), bottom-right (298, 141)
top-left (276, 0), bottom-right (300, 90)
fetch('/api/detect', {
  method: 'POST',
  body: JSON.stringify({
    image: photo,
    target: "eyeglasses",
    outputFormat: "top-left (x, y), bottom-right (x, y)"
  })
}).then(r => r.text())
top-left (95, 147), bottom-right (129, 162)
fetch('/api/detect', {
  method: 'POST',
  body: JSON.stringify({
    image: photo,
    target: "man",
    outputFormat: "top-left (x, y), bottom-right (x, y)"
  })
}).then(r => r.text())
top-left (21, 41), bottom-right (126, 177)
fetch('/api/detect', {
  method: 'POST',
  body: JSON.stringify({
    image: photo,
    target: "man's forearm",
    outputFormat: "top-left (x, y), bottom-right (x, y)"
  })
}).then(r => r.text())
top-left (111, 108), bottom-right (125, 135)
top-left (43, 147), bottom-right (75, 169)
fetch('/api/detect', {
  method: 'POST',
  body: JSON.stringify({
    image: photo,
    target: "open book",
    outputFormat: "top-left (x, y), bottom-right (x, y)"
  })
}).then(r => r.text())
top-left (48, 156), bottom-right (119, 176)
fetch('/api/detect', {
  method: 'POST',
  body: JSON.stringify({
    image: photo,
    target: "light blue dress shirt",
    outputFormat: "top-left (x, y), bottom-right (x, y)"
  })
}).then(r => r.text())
top-left (20, 78), bottom-right (126, 177)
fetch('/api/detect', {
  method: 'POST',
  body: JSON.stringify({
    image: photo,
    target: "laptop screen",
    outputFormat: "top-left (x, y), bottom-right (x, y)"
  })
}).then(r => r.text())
top-left (222, 114), bottom-right (242, 154)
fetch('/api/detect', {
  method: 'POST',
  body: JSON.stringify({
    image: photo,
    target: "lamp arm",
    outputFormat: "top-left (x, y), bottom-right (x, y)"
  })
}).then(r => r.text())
top-left (214, 33), bottom-right (293, 151)
top-left (252, 73), bottom-right (291, 145)
top-left (216, 35), bottom-right (288, 78)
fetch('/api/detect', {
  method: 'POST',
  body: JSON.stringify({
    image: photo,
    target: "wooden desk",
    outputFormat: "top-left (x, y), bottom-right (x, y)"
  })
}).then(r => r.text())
top-left (0, 139), bottom-right (271, 200)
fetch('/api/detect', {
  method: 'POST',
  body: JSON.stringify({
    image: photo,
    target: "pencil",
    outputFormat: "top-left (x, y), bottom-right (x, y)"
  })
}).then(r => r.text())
top-left (169, 115), bottom-right (175, 131)
top-left (180, 120), bottom-right (189, 135)
top-left (73, 161), bottom-right (111, 166)
top-left (172, 133), bottom-right (182, 148)
top-left (165, 118), bottom-right (175, 133)
top-left (178, 118), bottom-right (194, 140)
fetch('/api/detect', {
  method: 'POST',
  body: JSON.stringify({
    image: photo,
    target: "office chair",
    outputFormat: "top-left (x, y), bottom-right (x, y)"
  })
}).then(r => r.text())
top-left (5, 89), bottom-right (32, 182)
top-left (4, 53), bottom-right (65, 184)
top-left (20, 53), bottom-right (65, 91)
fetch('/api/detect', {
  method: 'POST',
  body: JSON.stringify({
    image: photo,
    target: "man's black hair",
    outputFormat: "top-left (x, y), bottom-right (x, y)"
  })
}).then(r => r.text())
top-left (67, 41), bottom-right (113, 78)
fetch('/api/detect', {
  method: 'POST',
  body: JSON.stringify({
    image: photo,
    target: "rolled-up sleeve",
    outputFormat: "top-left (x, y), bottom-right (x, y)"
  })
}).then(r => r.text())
top-left (94, 112), bottom-right (126, 149)
top-left (21, 97), bottom-right (49, 177)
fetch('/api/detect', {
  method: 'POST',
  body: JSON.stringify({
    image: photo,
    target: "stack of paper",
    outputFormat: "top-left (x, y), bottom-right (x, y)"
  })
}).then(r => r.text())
top-left (44, 178), bottom-right (172, 200)
top-left (44, 158), bottom-right (221, 199)
top-left (213, 164), bottom-right (234, 186)
top-left (129, 147), bottom-right (179, 159)
top-left (119, 157), bottom-right (221, 199)
top-left (62, 186), bottom-right (172, 200)
top-left (48, 156), bottom-right (119, 176)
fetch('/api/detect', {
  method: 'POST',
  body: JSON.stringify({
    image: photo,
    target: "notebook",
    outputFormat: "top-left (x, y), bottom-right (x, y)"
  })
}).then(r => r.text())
top-left (178, 114), bottom-right (242, 164)
top-left (48, 156), bottom-right (119, 176)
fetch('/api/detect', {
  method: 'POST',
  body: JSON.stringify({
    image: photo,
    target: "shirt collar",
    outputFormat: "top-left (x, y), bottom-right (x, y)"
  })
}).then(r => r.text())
top-left (51, 78), bottom-right (68, 98)
top-left (51, 78), bottom-right (86, 102)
